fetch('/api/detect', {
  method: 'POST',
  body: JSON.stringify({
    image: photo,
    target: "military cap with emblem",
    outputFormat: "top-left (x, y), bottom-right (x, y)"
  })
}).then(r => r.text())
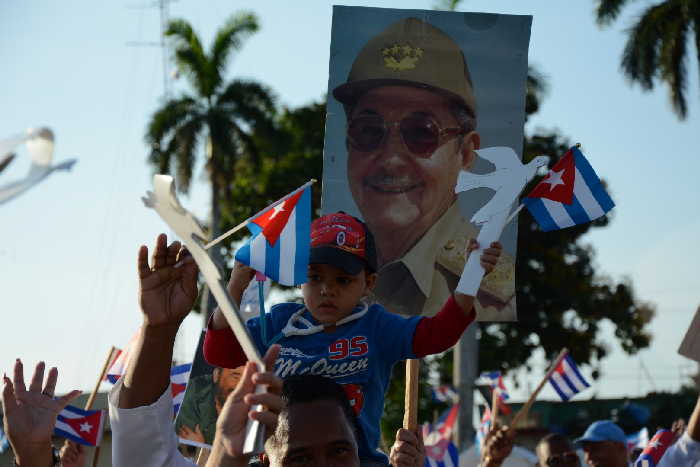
top-left (333, 16), bottom-right (477, 118)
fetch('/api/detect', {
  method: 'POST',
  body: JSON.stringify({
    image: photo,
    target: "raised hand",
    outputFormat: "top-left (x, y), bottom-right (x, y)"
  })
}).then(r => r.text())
top-left (138, 233), bottom-right (199, 327)
top-left (210, 345), bottom-right (282, 464)
top-left (2, 360), bottom-right (81, 466)
top-left (59, 440), bottom-right (86, 467)
top-left (480, 424), bottom-right (515, 466)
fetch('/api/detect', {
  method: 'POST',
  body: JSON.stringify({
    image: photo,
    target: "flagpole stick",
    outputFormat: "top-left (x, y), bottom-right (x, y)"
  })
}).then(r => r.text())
top-left (204, 179), bottom-right (317, 250)
top-left (510, 348), bottom-right (569, 429)
top-left (504, 203), bottom-right (524, 225)
top-left (403, 359), bottom-right (420, 430)
top-left (86, 346), bottom-right (117, 467)
top-left (196, 447), bottom-right (211, 466)
top-left (491, 387), bottom-right (500, 426)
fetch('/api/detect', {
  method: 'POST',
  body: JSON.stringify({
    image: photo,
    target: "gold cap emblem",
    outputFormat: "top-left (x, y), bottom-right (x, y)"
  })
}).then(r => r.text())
top-left (381, 43), bottom-right (423, 71)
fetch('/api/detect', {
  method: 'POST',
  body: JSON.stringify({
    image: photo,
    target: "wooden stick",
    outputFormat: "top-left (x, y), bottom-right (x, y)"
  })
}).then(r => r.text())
top-left (86, 346), bottom-right (117, 467)
top-left (196, 447), bottom-right (211, 465)
top-left (510, 348), bottom-right (569, 429)
top-left (204, 179), bottom-right (317, 250)
top-left (403, 359), bottom-right (420, 430)
top-left (491, 387), bottom-right (500, 425)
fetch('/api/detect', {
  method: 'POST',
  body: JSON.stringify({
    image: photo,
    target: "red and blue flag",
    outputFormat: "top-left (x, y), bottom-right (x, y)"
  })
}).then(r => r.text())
top-left (431, 384), bottom-right (458, 404)
top-left (423, 404), bottom-right (460, 467)
top-left (54, 405), bottom-right (105, 446)
top-left (235, 185), bottom-right (311, 286)
top-left (548, 351), bottom-right (590, 401)
top-left (634, 429), bottom-right (675, 467)
top-left (171, 363), bottom-right (191, 417)
top-left (479, 371), bottom-right (510, 402)
top-left (523, 146), bottom-right (614, 232)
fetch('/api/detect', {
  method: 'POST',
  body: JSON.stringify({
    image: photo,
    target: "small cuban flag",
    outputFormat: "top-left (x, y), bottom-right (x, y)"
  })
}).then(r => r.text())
top-left (171, 363), bottom-right (192, 417)
top-left (423, 406), bottom-right (460, 467)
top-left (55, 405), bottom-right (106, 446)
top-left (634, 429), bottom-right (675, 467)
top-left (627, 427), bottom-right (650, 452)
top-left (431, 384), bottom-right (458, 404)
top-left (548, 351), bottom-right (590, 401)
top-left (235, 185), bottom-right (311, 286)
top-left (475, 405), bottom-right (492, 449)
top-left (523, 145), bottom-right (614, 232)
top-left (479, 371), bottom-right (510, 401)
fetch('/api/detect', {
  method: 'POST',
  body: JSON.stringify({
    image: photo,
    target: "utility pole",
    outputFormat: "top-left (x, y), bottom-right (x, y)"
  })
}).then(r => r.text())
top-left (454, 323), bottom-right (478, 449)
top-left (126, 0), bottom-right (177, 100)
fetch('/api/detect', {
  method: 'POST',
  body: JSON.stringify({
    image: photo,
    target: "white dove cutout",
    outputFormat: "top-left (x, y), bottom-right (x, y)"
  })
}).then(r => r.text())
top-left (454, 146), bottom-right (549, 296)
top-left (142, 174), bottom-right (266, 455)
top-left (0, 127), bottom-right (77, 205)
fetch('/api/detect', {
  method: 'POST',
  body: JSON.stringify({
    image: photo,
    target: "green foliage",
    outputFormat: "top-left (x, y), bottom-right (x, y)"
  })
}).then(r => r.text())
top-left (595, 0), bottom-right (700, 119)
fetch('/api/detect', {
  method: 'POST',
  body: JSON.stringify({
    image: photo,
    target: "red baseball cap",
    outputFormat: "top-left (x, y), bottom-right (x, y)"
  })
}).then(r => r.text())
top-left (309, 212), bottom-right (377, 274)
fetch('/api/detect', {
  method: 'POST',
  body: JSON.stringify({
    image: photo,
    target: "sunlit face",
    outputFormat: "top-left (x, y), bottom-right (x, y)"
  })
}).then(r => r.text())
top-left (267, 400), bottom-right (360, 467)
top-left (346, 86), bottom-right (479, 252)
top-left (213, 366), bottom-right (244, 412)
top-left (537, 439), bottom-right (580, 467)
top-left (302, 263), bottom-right (375, 328)
top-left (581, 441), bottom-right (627, 467)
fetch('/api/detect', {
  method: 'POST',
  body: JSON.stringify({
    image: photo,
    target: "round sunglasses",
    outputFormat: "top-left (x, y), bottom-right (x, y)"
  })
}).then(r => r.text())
top-left (346, 112), bottom-right (466, 156)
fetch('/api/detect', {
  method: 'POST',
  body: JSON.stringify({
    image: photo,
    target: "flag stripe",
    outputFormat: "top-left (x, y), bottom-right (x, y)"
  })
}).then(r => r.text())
top-left (573, 149), bottom-right (615, 212)
top-left (293, 188), bottom-right (311, 284)
top-left (573, 168), bottom-right (605, 220)
top-left (562, 190), bottom-right (592, 225)
top-left (550, 372), bottom-right (573, 401)
top-left (564, 355), bottom-right (590, 389)
top-left (542, 197), bottom-right (576, 229)
top-left (279, 207), bottom-right (296, 285)
top-left (523, 198), bottom-right (558, 231)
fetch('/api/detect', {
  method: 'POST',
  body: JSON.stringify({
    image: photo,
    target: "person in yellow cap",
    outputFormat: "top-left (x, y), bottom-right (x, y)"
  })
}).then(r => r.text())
top-left (333, 16), bottom-right (515, 320)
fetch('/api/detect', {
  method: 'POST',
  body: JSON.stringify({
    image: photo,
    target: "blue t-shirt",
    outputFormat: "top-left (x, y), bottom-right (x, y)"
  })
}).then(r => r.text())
top-left (246, 302), bottom-right (421, 463)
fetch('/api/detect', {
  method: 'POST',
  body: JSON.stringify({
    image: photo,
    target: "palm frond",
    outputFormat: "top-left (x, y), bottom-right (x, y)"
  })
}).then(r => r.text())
top-left (595, 0), bottom-right (635, 25)
top-left (659, 10), bottom-right (689, 118)
top-left (217, 79), bottom-right (276, 126)
top-left (209, 12), bottom-right (259, 92)
top-left (166, 19), bottom-right (210, 97)
top-left (173, 116), bottom-right (205, 192)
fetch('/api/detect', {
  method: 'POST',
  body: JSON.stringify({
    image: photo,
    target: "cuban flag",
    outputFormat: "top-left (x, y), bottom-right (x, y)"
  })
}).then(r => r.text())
top-left (627, 427), bottom-right (650, 452)
top-left (105, 331), bottom-right (140, 384)
top-left (423, 407), bottom-right (460, 467)
top-left (475, 405), bottom-right (492, 449)
top-left (171, 363), bottom-right (192, 417)
top-left (634, 429), bottom-right (675, 467)
top-left (54, 405), bottom-right (105, 446)
top-left (235, 185), bottom-right (311, 286)
top-left (480, 371), bottom-right (510, 401)
top-left (523, 146), bottom-right (614, 232)
top-left (548, 352), bottom-right (590, 401)
top-left (436, 403), bottom-right (459, 439)
top-left (432, 384), bottom-right (458, 403)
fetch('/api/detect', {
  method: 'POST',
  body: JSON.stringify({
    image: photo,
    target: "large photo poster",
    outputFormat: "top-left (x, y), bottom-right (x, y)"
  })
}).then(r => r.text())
top-left (321, 6), bottom-right (532, 321)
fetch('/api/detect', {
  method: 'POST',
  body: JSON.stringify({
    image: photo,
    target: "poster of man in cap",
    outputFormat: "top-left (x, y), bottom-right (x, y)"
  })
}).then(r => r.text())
top-left (322, 6), bottom-right (532, 321)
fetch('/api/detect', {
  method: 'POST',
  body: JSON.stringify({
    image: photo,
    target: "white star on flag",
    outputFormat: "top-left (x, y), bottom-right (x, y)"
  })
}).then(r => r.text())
top-left (79, 422), bottom-right (92, 433)
top-left (543, 168), bottom-right (566, 191)
top-left (269, 202), bottom-right (286, 219)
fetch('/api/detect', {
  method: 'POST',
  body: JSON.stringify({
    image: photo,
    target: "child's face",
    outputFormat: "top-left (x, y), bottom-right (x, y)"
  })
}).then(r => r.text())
top-left (302, 263), bottom-right (376, 326)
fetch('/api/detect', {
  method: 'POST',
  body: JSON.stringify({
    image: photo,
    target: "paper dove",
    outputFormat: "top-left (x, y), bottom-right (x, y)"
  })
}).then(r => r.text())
top-left (454, 147), bottom-right (549, 296)
top-left (0, 128), bottom-right (77, 205)
top-left (143, 174), bottom-right (266, 454)
top-left (455, 147), bottom-right (549, 225)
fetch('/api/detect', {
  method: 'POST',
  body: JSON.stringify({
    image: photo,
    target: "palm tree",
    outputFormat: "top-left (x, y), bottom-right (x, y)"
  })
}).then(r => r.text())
top-left (146, 12), bottom-right (276, 307)
top-left (596, 0), bottom-right (700, 119)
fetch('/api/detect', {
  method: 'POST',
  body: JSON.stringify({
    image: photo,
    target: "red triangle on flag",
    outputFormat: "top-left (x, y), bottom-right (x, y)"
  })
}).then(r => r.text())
top-left (251, 189), bottom-right (305, 246)
top-left (527, 149), bottom-right (575, 204)
top-left (63, 411), bottom-right (102, 445)
top-left (171, 382), bottom-right (187, 398)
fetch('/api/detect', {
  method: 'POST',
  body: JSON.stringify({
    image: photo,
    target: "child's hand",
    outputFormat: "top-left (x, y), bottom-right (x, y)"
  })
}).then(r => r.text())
top-left (227, 261), bottom-right (257, 299)
top-left (467, 239), bottom-right (502, 275)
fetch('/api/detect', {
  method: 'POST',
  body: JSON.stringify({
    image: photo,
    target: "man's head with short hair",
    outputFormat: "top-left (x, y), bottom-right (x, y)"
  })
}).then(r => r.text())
top-left (574, 420), bottom-right (628, 467)
top-left (536, 433), bottom-right (579, 467)
top-left (264, 375), bottom-right (360, 467)
top-left (213, 366), bottom-right (245, 413)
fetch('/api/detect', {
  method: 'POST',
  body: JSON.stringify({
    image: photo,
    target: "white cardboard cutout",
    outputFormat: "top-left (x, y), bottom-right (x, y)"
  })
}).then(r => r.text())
top-left (0, 128), bottom-right (77, 205)
top-left (455, 147), bottom-right (548, 295)
top-left (678, 306), bottom-right (700, 363)
top-left (143, 174), bottom-right (265, 454)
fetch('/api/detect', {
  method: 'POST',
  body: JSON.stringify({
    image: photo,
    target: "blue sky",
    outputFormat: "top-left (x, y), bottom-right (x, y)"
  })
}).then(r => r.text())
top-left (1, 0), bottom-right (699, 403)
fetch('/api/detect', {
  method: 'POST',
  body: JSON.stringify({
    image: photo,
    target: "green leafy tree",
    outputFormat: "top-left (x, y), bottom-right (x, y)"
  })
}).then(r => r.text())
top-left (145, 12), bottom-right (276, 288)
top-left (595, 0), bottom-right (700, 119)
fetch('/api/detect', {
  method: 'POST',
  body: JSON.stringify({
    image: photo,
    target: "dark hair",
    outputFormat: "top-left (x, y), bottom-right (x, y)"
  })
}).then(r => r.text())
top-left (265, 375), bottom-right (360, 452)
top-left (536, 433), bottom-right (573, 453)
